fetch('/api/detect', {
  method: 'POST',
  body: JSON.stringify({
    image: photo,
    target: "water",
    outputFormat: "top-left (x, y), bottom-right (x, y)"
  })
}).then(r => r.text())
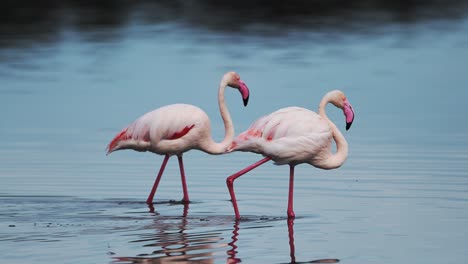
top-left (1, 1), bottom-right (468, 263)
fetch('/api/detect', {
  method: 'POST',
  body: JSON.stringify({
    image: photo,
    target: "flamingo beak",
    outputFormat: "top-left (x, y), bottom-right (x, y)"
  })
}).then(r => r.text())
top-left (243, 95), bottom-right (249, 107)
top-left (346, 118), bottom-right (353, 131)
top-left (238, 80), bottom-right (250, 107)
top-left (344, 99), bottom-right (354, 131)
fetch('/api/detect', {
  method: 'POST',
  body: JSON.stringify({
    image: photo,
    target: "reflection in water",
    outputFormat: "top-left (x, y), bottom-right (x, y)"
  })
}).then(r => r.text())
top-left (148, 201), bottom-right (189, 217)
top-left (289, 219), bottom-right (296, 263)
top-left (226, 221), bottom-right (240, 264)
top-left (0, 196), bottom-right (342, 263)
top-left (114, 206), bottom-right (339, 263)
top-left (114, 203), bottom-right (224, 263)
top-left (286, 218), bottom-right (340, 264)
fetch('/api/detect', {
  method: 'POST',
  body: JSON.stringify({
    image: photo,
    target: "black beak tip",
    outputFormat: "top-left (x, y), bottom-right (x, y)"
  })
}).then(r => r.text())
top-left (243, 96), bottom-right (249, 107)
top-left (346, 122), bottom-right (352, 131)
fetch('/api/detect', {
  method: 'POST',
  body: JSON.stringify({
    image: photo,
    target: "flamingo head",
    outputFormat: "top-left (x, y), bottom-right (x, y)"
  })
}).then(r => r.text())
top-left (329, 90), bottom-right (355, 131)
top-left (224, 71), bottom-right (250, 106)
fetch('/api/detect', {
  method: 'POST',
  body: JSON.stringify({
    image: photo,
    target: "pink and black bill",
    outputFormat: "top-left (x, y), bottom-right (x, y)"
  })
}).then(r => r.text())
top-left (238, 80), bottom-right (250, 106)
top-left (346, 111), bottom-right (354, 130)
top-left (344, 99), bottom-right (354, 131)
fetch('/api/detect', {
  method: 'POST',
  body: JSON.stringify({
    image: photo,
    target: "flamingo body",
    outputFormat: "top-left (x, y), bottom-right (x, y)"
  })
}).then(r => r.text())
top-left (107, 104), bottom-right (211, 155)
top-left (228, 107), bottom-right (333, 167)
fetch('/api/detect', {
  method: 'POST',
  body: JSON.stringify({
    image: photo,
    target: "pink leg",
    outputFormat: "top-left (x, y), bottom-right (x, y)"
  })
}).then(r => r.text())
top-left (287, 165), bottom-right (296, 218)
top-left (146, 155), bottom-right (170, 205)
top-left (226, 157), bottom-right (271, 219)
top-left (177, 154), bottom-right (190, 203)
top-left (287, 218), bottom-right (296, 263)
top-left (182, 203), bottom-right (189, 217)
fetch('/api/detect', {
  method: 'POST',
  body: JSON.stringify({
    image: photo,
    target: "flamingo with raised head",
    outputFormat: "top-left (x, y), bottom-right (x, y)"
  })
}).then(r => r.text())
top-left (225, 90), bottom-right (355, 219)
top-left (107, 71), bottom-right (250, 204)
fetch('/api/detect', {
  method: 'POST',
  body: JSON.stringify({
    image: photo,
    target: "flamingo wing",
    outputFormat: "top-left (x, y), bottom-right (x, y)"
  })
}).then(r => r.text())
top-left (228, 107), bottom-right (332, 165)
top-left (107, 104), bottom-right (205, 154)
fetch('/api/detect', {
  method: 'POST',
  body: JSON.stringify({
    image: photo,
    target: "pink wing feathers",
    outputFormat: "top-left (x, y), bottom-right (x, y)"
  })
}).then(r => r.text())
top-left (227, 107), bottom-right (332, 165)
top-left (107, 104), bottom-right (201, 155)
top-left (228, 107), bottom-right (305, 151)
top-left (106, 122), bottom-right (152, 154)
top-left (107, 128), bottom-right (131, 154)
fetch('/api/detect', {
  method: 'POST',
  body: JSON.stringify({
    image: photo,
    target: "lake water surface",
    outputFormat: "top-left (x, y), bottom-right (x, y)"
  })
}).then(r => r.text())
top-left (1, 1), bottom-right (468, 263)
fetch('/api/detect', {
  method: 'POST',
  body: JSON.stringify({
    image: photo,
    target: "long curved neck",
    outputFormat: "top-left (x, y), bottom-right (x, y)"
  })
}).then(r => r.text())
top-left (201, 79), bottom-right (235, 154)
top-left (317, 94), bottom-right (348, 169)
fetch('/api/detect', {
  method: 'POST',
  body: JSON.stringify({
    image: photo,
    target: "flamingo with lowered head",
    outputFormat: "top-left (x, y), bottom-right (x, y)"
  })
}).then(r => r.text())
top-left (226, 90), bottom-right (355, 219)
top-left (107, 71), bottom-right (250, 204)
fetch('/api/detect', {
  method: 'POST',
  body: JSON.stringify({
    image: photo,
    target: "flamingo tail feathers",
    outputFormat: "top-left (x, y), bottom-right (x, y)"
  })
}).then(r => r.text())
top-left (106, 128), bottom-right (129, 155)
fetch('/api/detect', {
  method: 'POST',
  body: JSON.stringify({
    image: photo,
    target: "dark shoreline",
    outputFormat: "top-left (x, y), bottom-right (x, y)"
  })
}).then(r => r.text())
top-left (1, 0), bottom-right (468, 49)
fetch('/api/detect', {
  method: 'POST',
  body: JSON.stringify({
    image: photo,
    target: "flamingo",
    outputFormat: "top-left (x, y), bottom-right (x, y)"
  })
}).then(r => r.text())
top-left (107, 71), bottom-right (250, 204)
top-left (225, 90), bottom-right (355, 219)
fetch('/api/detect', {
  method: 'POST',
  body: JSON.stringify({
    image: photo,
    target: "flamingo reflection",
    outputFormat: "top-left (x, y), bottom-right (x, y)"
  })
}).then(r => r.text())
top-left (227, 221), bottom-right (240, 263)
top-left (227, 218), bottom-right (340, 264)
top-left (113, 204), bottom-right (338, 263)
top-left (147, 201), bottom-right (189, 217)
top-left (286, 218), bottom-right (339, 264)
top-left (115, 204), bottom-right (223, 263)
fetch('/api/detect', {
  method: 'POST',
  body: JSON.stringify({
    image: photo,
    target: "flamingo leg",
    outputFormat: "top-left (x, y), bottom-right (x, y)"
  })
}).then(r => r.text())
top-left (146, 154), bottom-right (170, 205)
top-left (287, 165), bottom-right (296, 218)
top-left (177, 154), bottom-right (190, 203)
top-left (226, 157), bottom-right (271, 219)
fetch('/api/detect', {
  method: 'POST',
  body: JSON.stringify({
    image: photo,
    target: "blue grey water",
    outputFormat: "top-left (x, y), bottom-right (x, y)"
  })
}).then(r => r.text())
top-left (1, 2), bottom-right (468, 263)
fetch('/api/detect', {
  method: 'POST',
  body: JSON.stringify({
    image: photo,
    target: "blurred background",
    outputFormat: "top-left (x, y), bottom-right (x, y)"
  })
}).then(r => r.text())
top-left (2, 0), bottom-right (468, 196)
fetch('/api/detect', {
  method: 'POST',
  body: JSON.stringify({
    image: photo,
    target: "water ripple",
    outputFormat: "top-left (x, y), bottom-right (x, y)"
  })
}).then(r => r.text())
top-left (0, 196), bottom-right (341, 263)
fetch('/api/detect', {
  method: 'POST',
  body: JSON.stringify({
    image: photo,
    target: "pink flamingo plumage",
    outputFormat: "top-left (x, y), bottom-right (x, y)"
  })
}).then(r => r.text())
top-left (226, 90), bottom-right (355, 219)
top-left (107, 72), bottom-right (250, 204)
